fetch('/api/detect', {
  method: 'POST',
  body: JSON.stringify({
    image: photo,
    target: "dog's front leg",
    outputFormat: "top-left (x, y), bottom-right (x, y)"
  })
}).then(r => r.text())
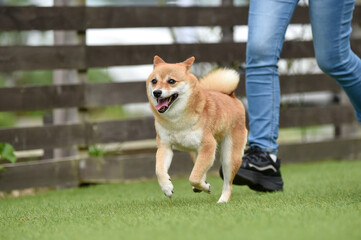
top-left (156, 141), bottom-right (174, 198)
top-left (189, 137), bottom-right (217, 193)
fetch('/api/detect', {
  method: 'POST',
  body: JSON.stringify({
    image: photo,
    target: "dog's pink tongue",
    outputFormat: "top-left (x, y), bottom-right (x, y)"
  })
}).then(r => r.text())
top-left (155, 98), bottom-right (169, 110)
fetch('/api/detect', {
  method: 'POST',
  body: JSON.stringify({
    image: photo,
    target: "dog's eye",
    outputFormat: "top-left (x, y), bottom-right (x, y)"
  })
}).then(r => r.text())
top-left (151, 79), bottom-right (157, 84)
top-left (168, 79), bottom-right (176, 84)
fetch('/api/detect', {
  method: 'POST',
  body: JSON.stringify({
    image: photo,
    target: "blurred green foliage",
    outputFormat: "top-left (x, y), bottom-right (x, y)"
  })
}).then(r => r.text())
top-left (88, 68), bottom-right (113, 83)
top-left (0, 68), bottom-right (113, 87)
top-left (0, 113), bottom-right (16, 128)
top-left (17, 71), bottom-right (52, 86)
top-left (88, 105), bottom-right (126, 121)
top-left (0, 75), bottom-right (5, 87)
top-left (0, 143), bottom-right (17, 163)
top-left (88, 145), bottom-right (106, 157)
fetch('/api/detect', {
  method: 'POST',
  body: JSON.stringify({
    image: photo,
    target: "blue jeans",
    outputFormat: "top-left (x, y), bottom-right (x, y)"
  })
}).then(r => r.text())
top-left (246, 0), bottom-right (361, 154)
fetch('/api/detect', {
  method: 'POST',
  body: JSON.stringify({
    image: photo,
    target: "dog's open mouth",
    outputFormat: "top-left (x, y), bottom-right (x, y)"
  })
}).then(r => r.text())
top-left (155, 93), bottom-right (179, 113)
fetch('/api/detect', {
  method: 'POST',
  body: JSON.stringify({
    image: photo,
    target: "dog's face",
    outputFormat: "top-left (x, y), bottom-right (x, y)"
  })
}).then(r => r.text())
top-left (146, 56), bottom-right (197, 115)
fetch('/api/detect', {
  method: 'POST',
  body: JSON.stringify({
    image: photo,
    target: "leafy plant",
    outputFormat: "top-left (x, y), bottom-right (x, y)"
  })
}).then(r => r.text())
top-left (0, 143), bottom-right (17, 163)
top-left (88, 145), bottom-right (106, 157)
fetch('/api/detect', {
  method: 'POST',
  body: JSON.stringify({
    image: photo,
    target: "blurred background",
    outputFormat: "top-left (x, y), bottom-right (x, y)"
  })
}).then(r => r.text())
top-left (2, 0), bottom-right (359, 139)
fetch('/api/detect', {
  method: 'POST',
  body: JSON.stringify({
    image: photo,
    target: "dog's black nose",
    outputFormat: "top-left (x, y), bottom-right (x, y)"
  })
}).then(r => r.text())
top-left (153, 89), bottom-right (162, 98)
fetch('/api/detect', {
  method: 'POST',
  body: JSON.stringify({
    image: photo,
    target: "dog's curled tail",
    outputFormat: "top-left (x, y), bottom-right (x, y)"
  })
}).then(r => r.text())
top-left (199, 68), bottom-right (240, 95)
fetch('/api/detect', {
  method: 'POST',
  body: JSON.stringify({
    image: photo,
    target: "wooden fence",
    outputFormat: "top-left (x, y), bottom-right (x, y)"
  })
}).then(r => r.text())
top-left (0, 5), bottom-right (361, 191)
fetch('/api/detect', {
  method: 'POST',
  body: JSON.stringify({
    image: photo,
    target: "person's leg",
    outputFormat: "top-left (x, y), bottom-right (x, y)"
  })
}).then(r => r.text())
top-left (310, 0), bottom-right (361, 123)
top-left (221, 0), bottom-right (299, 191)
top-left (246, 0), bottom-right (299, 154)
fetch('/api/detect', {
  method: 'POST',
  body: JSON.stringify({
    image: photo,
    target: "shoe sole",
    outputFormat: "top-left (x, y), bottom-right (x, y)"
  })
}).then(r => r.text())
top-left (220, 167), bottom-right (284, 192)
top-left (233, 168), bottom-right (284, 192)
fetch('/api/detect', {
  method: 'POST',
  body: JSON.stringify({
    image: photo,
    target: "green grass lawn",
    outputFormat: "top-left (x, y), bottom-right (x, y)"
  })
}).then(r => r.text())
top-left (1, 160), bottom-right (361, 240)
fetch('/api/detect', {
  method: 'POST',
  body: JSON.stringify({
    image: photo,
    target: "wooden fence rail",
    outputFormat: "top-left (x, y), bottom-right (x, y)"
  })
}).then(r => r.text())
top-left (0, 6), bottom-right (320, 30)
top-left (1, 6), bottom-right (360, 30)
top-left (0, 4), bottom-right (360, 191)
top-left (0, 42), bottom-right (303, 71)
top-left (0, 105), bottom-right (356, 151)
top-left (1, 40), bottom-right (360, 71)
top-left (1, 137), bottom-right (361, 192)
top-left (0, 118), bottom-right (156, 151)
top-left (0, 74), bottom-right (341, 112)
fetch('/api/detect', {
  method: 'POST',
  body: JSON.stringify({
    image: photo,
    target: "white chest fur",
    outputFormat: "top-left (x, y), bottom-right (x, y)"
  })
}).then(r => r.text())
top-left (155, 122), bottom-right (203, 152)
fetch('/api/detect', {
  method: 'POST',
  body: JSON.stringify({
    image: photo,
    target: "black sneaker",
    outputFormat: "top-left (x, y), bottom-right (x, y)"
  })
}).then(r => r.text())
top-left (219, 146), bottom-right (284, 192)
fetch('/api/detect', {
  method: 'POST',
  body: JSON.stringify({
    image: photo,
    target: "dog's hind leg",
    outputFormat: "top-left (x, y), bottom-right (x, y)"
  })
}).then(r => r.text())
top-left (218, 134), bottom-right (234, 203)
top-left (189, 136), bottom-right (216, 193)
top-left (218, 127), bottom-right (247, 203)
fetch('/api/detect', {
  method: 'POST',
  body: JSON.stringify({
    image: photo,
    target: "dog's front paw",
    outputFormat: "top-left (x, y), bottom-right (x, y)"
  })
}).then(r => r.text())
top-left (160, 179), bottom-right (174, 198)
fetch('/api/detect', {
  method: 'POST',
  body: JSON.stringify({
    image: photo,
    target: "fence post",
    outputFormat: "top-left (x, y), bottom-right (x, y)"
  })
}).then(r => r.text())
top-left (49, 0), bottom-right (87, 159)
top-left (220, 0), bottom-right (235, 69)
top-left (221, 0), bottom-right (234, 43)
top-left (335, 92), bottom-right (360, 139)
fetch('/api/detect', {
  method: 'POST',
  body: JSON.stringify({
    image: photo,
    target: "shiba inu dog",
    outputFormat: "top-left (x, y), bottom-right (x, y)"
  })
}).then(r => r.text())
top-left (146, 56), bottom-right (247, 203)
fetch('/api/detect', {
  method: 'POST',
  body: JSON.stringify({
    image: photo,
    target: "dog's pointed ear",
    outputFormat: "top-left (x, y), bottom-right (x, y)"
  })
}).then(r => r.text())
top-left (183, 57), bottom-right (195, 71)
top-left (154, 55), bottom-right (165, 68)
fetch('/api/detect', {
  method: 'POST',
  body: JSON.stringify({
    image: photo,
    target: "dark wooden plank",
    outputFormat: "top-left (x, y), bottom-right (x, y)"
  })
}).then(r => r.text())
top-left (279, 74), bottom-right (341, 94)
top-left (89, 118), bottom-right (156, 144)
top-left (290, 6), bottom-right (309, 24)
top-left (79, 156), bottom-right (127, 182)
top-left (0, 6), bottom-right (85, 30)
top-left (279, 138), bottom-right (361, 163)
top-left (0, 6), bottom-right (249, 30)
top-left (236, 74), bottom-right (341, 96)
top-left (0, 157), bottom-right (80, 191)
top-left (0, 6), bottom-right (254, 30)
top-left (279, 105), bottom-right (356, 128)
top-left (0, 123), bottom-right (87, 151)
top-left (1, 6), bottom-right (360, 30)
top-left (80, 137), bottom-right (361, 184)
top-left (86, 43), bottom-right (246, 67)
top-left (0, 104), bottom-right (356, 151)
top-left (281, 41), bottom-right (315, 58)
top-left (0, 43), bottom-right (239, 70)
top-left (79, 152), bottom-right (194, 182)
top-left (0, 74), bottom-right (341, 112)
top-left (353, 6), bottom-right (361, 24)
top-left (85, 82), bottom-right (148, 107)
top-left (0, 151), bottom-right (201, 191)
top-left (1, 40), bottom-right (360, 71)
top-left (0, 84), bottom-right (84, 111)
top-left (1, 135), bottom-right (360, 191)
top-left (5, 137), bottom-right (357, 191)
top-left (351, 38), bottom-right (361, 56)
top-left (86, 7), bottom-right (250, 28)
top-left (0, 45), bottom-right (86, 71)
top-left (1, 136), bottom-right (361, 191)
top-left (0, 118), bottom-right (155, 151)
top-left (87, 41), bottom-right (323, 67)
top-left (0, 82), bottom-right (148, 111)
